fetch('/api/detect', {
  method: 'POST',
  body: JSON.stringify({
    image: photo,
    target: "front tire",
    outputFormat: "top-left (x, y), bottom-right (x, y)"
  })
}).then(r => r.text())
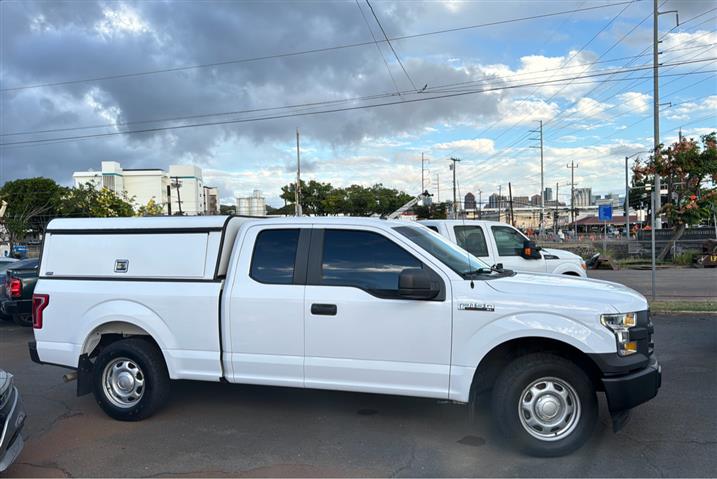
top-left (491, 353), bottom-right (597, 457)
top-left (92, 338), bottom-right (170, 421)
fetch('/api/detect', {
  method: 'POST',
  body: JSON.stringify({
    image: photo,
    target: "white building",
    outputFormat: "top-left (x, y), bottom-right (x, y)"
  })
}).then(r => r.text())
top-left (236, 190), bottom-right (266, 216)
top-left (73, 161), bottom-right (217, 215)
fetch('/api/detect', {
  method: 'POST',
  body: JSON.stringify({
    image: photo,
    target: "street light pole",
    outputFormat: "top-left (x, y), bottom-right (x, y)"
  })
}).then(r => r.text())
top-left (647, 183), bottom-right (656, 300)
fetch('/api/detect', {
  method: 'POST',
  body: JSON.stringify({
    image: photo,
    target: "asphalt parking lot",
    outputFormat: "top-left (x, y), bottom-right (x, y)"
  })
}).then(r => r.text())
top-left (1, 314), bottom-right (715, 478)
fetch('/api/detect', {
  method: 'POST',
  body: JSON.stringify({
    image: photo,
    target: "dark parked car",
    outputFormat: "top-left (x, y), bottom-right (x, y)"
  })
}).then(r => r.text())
top-left (1, 258), bottom-right (39, 326)
top-left (0, 369), bottom-right (26, 473)
top-left (0, 258), bottom-right (19, 321)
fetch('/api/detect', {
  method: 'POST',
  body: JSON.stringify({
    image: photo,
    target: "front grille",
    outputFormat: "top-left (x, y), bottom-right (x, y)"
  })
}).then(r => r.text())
top-left (634, 310), bottom-right (653, 356)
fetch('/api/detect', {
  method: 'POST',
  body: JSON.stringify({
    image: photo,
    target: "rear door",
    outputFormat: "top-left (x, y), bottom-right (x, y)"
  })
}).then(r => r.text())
top-left (489, 225), bottom-right (547, 273)
top-left (304, 226), bottom-right (452, 399)
top-left (226, 225), bottom-right (309, 387)
top-left (452, 225), bottom-right (493, 264)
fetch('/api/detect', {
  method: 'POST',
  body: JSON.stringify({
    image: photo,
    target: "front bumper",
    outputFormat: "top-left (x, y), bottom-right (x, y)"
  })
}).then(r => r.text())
top-left (602, 356), bottom-right (661, 412)
top-left (0, 387), bottom-right (27, 473)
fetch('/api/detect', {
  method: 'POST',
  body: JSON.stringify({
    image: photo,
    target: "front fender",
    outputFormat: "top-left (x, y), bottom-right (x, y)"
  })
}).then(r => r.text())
top-left (449, 311), bottom-right (615, 401)
top-left (547, 261), bottom-right (586, 277)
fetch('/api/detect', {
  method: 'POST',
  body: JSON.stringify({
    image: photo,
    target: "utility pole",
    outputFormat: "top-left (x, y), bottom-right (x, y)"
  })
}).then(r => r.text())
top-left (295, 128), bottom-right (303, 216)
top-left (498, 185), bottom-right (502, 223)
top-left (555, 182), bottom-right (559, 233)
top-left (166, 184), bottom-right (172, 216)
top-left (449, 157), bottom-right (461, 219)
top-left (567, 161), bottom-right (578, 237)
top-left (653, 0), bottom-right (679, 229)
top-left (625, 156), bottom-right (630, 239)
top-left (530, 120), bottom-right (545, 236)
top-left (478, 190), bottom-right (482, 219)
top-left (508, 182), bottom-right (515, 227)
top-left (171, 176), bottom-right (183, 215)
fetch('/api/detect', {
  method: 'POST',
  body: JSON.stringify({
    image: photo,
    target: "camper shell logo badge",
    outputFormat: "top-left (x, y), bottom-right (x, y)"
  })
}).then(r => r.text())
top-left (459, 303), bottom-right (495, 312)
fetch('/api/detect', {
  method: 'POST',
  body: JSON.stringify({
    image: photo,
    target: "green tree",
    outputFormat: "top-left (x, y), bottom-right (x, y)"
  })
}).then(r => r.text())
top-left (136, 199), bottom-right (165, 216)
top-left (633, 131), bottom-right (717, 258)
top-left (57, 184), bottom-right (135, 218)
top-left (0, 177), bottom-right (62, 249)
top-left (219, 204), bottom-right (236, 215)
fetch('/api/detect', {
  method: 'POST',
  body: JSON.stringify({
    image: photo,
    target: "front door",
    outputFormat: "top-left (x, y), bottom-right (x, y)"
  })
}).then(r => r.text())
top-left (304, 227), bottom-right (452, 399)
top-left (490, 225), bottom-right (547, 273)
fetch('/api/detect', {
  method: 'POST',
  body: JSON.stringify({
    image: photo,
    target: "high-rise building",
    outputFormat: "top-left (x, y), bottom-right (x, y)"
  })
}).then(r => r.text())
top-left (543, 187), bottom-right (553, 202)
top-left (73, 161), bottom-right (217, 215)
top-left (574, 187), bottom-right (593, 207)
top-left (464, 192), bottom-right (476, 210)
top-left (530, 194), bottom-right (542, 206)
top-left (488, 193), bottom-right (506, 209)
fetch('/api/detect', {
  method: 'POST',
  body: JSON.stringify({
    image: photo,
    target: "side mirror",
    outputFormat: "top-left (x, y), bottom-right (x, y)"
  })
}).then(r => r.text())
top-left (521, 240), bottom-right (542, 260)
top-left (398, 268), bottom-right (440, 300)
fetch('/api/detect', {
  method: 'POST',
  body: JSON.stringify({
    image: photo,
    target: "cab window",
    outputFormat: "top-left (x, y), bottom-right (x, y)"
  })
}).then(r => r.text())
top-left (250, 229), bottom-right (300, 284)
top-left (321, 229), bottom-right (422, 292)
top-left (454, 226), bottom-right (489, 257)
top-left (491, 226), bottom-right (527, 257)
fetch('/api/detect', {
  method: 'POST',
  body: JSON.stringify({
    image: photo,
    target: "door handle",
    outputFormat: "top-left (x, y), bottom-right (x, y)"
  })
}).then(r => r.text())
top-left (311, 303), bottom-right (337, 316)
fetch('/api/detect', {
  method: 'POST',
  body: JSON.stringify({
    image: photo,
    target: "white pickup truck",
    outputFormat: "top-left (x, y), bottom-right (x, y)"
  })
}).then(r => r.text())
top-left (419, 220), bottom-right (587, 277)
top-left (29, 216), bottom-right (660, 456)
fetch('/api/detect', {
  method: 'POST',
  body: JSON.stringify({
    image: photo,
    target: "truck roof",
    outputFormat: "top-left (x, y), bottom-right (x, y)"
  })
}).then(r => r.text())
top-left (418, 219), bottom-right (507, 227)
top-left (46, 215), bottom-right (419, 232)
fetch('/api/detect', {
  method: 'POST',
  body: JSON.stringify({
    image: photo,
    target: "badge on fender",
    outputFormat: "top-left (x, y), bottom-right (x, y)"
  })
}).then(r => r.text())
top-left (459, 303), bottom-right (495, 312)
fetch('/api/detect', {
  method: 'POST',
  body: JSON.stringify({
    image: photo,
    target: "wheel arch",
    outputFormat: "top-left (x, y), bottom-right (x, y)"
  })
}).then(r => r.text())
top-left (469, 336), bottom-right (604, 402)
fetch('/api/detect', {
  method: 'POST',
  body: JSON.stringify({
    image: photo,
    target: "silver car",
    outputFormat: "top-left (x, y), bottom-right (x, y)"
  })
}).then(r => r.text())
top-left (0, 369), bottom-right (26, 473)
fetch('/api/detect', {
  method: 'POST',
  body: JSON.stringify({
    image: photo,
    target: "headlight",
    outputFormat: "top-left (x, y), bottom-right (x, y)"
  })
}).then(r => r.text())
top-left (600, 313), bottom-right (638, 356)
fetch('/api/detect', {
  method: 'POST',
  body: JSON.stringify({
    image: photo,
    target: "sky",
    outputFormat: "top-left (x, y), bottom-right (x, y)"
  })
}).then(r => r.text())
top-left (1, 0), bottom-right (715, 208)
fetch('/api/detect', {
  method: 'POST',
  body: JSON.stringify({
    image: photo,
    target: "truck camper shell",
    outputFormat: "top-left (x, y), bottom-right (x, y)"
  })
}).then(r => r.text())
top-left (41, 216), bottom-right (255, 281)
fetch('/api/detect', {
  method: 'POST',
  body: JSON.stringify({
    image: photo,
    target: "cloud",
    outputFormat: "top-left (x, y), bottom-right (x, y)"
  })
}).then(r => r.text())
top-left (617, 92), bottom-right (651, 114)
top-left (433, 138), bottom-right (495, 154)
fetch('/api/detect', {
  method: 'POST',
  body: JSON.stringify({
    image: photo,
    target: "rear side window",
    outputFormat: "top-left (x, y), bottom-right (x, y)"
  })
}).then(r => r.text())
top-left (425, 225), bottom-right (439, 232)
top-left (250, 229), bottom-right (300, 284)
top-left (321, 230), bottom-right (422, 292)
top-left (491, 226), bottom-right (526, 256)
top-left (454, 226), bottom-right (489, 257)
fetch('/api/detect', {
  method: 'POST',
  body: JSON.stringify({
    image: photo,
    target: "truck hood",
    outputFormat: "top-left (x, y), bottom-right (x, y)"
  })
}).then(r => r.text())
top-left (486, 272), bottom-right (647, 313)
top-left (541, 247), bottom-right (583, 261)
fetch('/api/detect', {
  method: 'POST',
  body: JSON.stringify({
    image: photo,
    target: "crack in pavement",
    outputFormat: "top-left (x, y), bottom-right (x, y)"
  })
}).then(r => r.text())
top-left (389, 442), bottom-right (417, 478)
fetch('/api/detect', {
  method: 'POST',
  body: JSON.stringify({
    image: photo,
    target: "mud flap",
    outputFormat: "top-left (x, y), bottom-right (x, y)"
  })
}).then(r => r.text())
top-left (611, 409), bottom-right (631, 432)
top-left (76, 354), bottom-right (93, 396)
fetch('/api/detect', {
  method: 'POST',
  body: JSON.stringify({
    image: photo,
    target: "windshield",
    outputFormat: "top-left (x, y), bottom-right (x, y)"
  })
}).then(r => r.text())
top-left (394, 225), bottom-right (489, 277)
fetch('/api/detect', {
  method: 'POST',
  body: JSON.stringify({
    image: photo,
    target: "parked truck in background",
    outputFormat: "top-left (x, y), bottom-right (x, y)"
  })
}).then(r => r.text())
top-left (2, 258), bottom-right (39, 326)
top-left (30, 216), bottom-right (659, 456)
top-left (419, 220), bottom-right (587, 277)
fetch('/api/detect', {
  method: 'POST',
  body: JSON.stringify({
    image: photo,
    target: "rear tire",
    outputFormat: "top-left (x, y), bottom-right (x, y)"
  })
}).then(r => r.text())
top-left (491, 353), bottom-right (597, 457)
top-left (92, 338), bottom-right (170, 421)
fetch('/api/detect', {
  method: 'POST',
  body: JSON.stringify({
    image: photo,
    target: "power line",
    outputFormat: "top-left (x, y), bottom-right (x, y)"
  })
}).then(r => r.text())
top-left (354, 0), bottom-right (403, 97)
top-left (2, 57), bottom-right (713, 149)
top-left (0, 1), bottom-right (637, 93)
top-left (365, 0), bottom-right (418, 92)
top-left (11, 48), bottom-right (714, 139)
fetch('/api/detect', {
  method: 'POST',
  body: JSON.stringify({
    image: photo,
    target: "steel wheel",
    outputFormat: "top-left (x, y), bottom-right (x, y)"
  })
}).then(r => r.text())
top-left (102, 357), bottom-right (146, 408)
top-left (518, 376), bottom-right (581, 441)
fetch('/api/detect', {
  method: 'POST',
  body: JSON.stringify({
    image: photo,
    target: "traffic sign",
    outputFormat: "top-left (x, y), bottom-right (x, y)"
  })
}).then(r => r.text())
top-left (598, 204), bottom-right (613, 222)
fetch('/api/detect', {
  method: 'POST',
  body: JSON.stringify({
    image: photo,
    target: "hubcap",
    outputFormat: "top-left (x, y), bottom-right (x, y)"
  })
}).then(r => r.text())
top-left (518, 377), bottom-right (581, 441)
top-left (103, 358), bottom-right (145, 408)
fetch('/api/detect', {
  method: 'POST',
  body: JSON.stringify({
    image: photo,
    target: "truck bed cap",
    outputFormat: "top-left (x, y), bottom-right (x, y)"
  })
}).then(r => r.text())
top-left (46, 216), bottom-right (234, 233)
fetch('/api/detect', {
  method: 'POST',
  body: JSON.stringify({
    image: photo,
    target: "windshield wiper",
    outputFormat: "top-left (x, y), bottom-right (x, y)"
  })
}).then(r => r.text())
top-left (462, 264), bottom-right (505, 278)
